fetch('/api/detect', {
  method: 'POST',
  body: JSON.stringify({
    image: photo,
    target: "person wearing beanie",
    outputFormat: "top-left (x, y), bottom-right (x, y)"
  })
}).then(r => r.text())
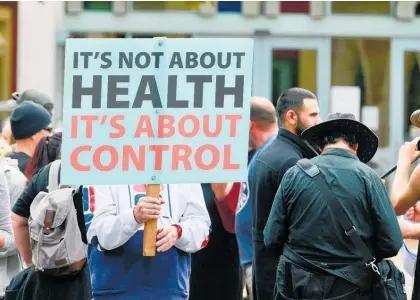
top-left (6, 101), bottom-right (52, 173)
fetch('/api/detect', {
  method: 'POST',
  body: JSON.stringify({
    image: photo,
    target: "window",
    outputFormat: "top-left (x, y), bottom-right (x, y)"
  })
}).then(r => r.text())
top-left (331, 38), bottom-right (390, 146)
top-left (84, 1), bottom-right (112, 11)
top-left (332, 1), bottom-right (390, 15)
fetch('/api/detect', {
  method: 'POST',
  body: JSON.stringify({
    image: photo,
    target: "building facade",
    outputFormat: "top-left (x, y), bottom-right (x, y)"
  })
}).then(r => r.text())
top-left (6, 1), bottom-right (420, 171)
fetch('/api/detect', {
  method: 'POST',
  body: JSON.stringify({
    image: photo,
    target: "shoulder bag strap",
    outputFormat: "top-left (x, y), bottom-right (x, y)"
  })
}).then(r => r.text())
top-left (296, 158), bottom-right (379, 274)
top-left (48, 160), bottom-right (61, 192)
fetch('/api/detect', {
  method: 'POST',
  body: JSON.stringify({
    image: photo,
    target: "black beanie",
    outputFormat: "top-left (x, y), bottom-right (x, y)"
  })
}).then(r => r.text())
top-left (10, 101), bottom-right (52, 140)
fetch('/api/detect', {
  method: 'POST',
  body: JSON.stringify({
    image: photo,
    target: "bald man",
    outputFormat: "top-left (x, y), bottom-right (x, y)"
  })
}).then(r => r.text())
top-left (236, 97), bottom-right (278, 299)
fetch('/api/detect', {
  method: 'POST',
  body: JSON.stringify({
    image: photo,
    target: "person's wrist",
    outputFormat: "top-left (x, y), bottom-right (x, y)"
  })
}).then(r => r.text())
top-left (171, 224), bottom-right (182, 240)
top-left (133, 207), bottom-right (142, 224)
top-left (397, 157), bottom-right (411, 167)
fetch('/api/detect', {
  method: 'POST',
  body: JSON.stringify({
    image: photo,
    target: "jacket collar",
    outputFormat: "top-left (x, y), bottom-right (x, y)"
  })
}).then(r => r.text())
top-left (320, 148), bottom-right (359, 160)
top-left (277, 129), bottom-right (317, 158)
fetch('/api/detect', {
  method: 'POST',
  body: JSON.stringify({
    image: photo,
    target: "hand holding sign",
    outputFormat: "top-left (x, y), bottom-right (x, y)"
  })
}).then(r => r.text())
top-left (133, 196), bottom-right (165, 225)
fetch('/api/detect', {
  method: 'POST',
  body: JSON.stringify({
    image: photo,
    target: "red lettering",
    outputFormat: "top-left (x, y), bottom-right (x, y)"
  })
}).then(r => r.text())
top-left (134, 115), bottom-right (154, 138)
top-left (149, 145), bottom-right (170, 170)
top-left (172, 145), bottom-right (192, 171)
top-left (223, 145), bottom-right (240, 170)
top-left (80, 115), bottom-right (99, 139)
top-left (225, 115), bottom-right (242, 137)
top-left (70, 145), bottom-right (91, 171)
top-left (93, 145), bottom-right (118, 171)
top-left (179, 115), bottom-right (200, 138)
top-left (203, 115), bottom-right (222, 138)
top-left (122, 145), bottom-right (146, 171)
top-left (109, 115), bottom-right (126, 138)
top-left (195, 144), bottom-right (219, 170)
top-left (71, 115), bottom-right (78, 138)
top-left (158, 115), bottom-right (175, 138)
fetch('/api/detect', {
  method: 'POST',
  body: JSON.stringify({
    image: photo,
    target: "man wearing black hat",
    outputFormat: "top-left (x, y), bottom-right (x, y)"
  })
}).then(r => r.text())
top-left (264, 113), bottom-right (403, 299)
top-left (6, 101), bottom-right (52, 173)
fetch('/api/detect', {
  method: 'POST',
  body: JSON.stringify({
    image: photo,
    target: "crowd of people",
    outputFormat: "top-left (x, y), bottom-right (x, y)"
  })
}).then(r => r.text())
top-left (0, 87), bottom-right (418, 300)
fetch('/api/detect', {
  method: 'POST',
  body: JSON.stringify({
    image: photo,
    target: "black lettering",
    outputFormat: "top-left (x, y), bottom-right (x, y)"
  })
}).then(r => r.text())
top-left (73, 52), bottom-right (79, 68)
top-left (167, 76), bottom-right (188, 108)
top-left (200, 52), bottom-right (215, 69)
top-left (80, 52), bottom-right (93, 68)
top-left (232, 52), bottom-right (245, 68)
top-left (215, 75), bottom-right (244, 108)
top-left (133, 76), bottom-right (163, 108)
top-left (107, 75), bottom-right (130, 108)
top-left (135, 52), bottom-right (151, 68)
top-left (72, 75), bottom-right (102, 109)
top-left (186, 75), bottom-right (212, 108)
top-left (169, 52), bottom-right (183, 68)
top-left (100, 52), bottom-right (112, 69)
top-left (119, 52), bottom-right (132, 68)
top-left (186, 52), bottom-right (198, 68)
top-left (217, 52), bottom-right (231, 69)
top-left (151, 52), bottom-right (164, 68)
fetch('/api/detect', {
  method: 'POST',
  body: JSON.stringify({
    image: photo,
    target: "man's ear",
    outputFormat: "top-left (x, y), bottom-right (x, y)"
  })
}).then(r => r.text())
top-left (285, 110), bottom-right (297, 126)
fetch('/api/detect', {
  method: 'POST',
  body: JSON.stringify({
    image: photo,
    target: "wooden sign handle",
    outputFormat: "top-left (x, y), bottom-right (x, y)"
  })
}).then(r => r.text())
top-left (143, 36), bottom-right (166, 256)
top-left (143, 184), bottom-right (161, 256)
top-left (143, 36), bottom-right (166, 257)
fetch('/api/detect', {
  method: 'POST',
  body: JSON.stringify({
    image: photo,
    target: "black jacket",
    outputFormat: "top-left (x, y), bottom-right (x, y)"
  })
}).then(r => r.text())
top-left (263, 148), bottom-right (403, 299)
top-left (251, 129), bottom-right (317, 300)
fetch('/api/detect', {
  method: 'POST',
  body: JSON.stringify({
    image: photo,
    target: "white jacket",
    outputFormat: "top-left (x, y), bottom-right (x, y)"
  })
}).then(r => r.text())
top-left (86, 183), bottom-right (211, 299)
top-left (0, 158), bottom-right (25, 296)
top-left (87, 183), bottom-right (211, 253)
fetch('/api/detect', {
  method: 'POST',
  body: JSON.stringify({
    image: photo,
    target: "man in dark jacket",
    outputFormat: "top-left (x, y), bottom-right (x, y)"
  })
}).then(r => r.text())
top-left (264, 113), bottom-right (402, 298)
top-left (251, 88), bottom-right (321, 299)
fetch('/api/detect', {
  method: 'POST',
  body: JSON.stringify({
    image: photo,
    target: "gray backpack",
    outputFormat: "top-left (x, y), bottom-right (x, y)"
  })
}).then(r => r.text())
top-left (28, 160), bottom-right (86, 276)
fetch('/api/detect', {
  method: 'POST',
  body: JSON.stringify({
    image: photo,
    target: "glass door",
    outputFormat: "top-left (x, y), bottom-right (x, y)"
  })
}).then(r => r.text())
top-left (390, 39), bottom-right (420, 157)
top-left (254, 37), bottom-right (331, 118)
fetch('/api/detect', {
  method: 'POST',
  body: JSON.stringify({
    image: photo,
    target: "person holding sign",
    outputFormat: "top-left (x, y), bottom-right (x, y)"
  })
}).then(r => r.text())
top-left (86, 183), bottom-right (210, 300)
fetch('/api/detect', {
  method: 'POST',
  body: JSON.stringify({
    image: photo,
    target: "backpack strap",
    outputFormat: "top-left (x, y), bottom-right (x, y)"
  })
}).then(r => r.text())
top-left (48, 160), bottom-right (61, 192)
top-left (296, 159), bottom-right (379, 273)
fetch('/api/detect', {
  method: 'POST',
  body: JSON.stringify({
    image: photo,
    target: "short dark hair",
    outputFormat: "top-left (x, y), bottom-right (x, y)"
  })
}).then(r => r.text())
top-left (276, 87), bottom-right (317, 120)
top-left (317, 132), bottom-right (358, 149)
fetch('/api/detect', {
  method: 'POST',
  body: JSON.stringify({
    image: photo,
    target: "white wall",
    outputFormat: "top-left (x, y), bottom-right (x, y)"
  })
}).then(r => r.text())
top-left (17, 1), bottom-right (61, 105)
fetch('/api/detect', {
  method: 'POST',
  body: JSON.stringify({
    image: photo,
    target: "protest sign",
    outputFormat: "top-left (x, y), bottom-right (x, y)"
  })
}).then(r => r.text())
top-left (61, 38), bottom-right (254, 185)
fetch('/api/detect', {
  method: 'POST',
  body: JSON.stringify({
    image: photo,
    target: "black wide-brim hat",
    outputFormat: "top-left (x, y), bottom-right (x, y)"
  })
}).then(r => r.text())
top-left (301, 112), bottom-right (379, 163)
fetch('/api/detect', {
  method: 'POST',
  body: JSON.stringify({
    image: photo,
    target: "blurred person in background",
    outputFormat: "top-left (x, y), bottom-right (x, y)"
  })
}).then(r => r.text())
top-left (0, 140), bottom-right (12, 158)
top-left (1, 119), bottom-right (14, 148)
top-left (11, 90), bottom-right (53, 117)
top-left (0, 157), bottom-right (25, 300)
top-left (235, 97), bottom-right (278, 300)
top-left (10, 132), bottom-right (91, 300)
top-left (252, 88), bottom-right (321, 300)
top-left (7, 101), bottom-right (52, 173)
